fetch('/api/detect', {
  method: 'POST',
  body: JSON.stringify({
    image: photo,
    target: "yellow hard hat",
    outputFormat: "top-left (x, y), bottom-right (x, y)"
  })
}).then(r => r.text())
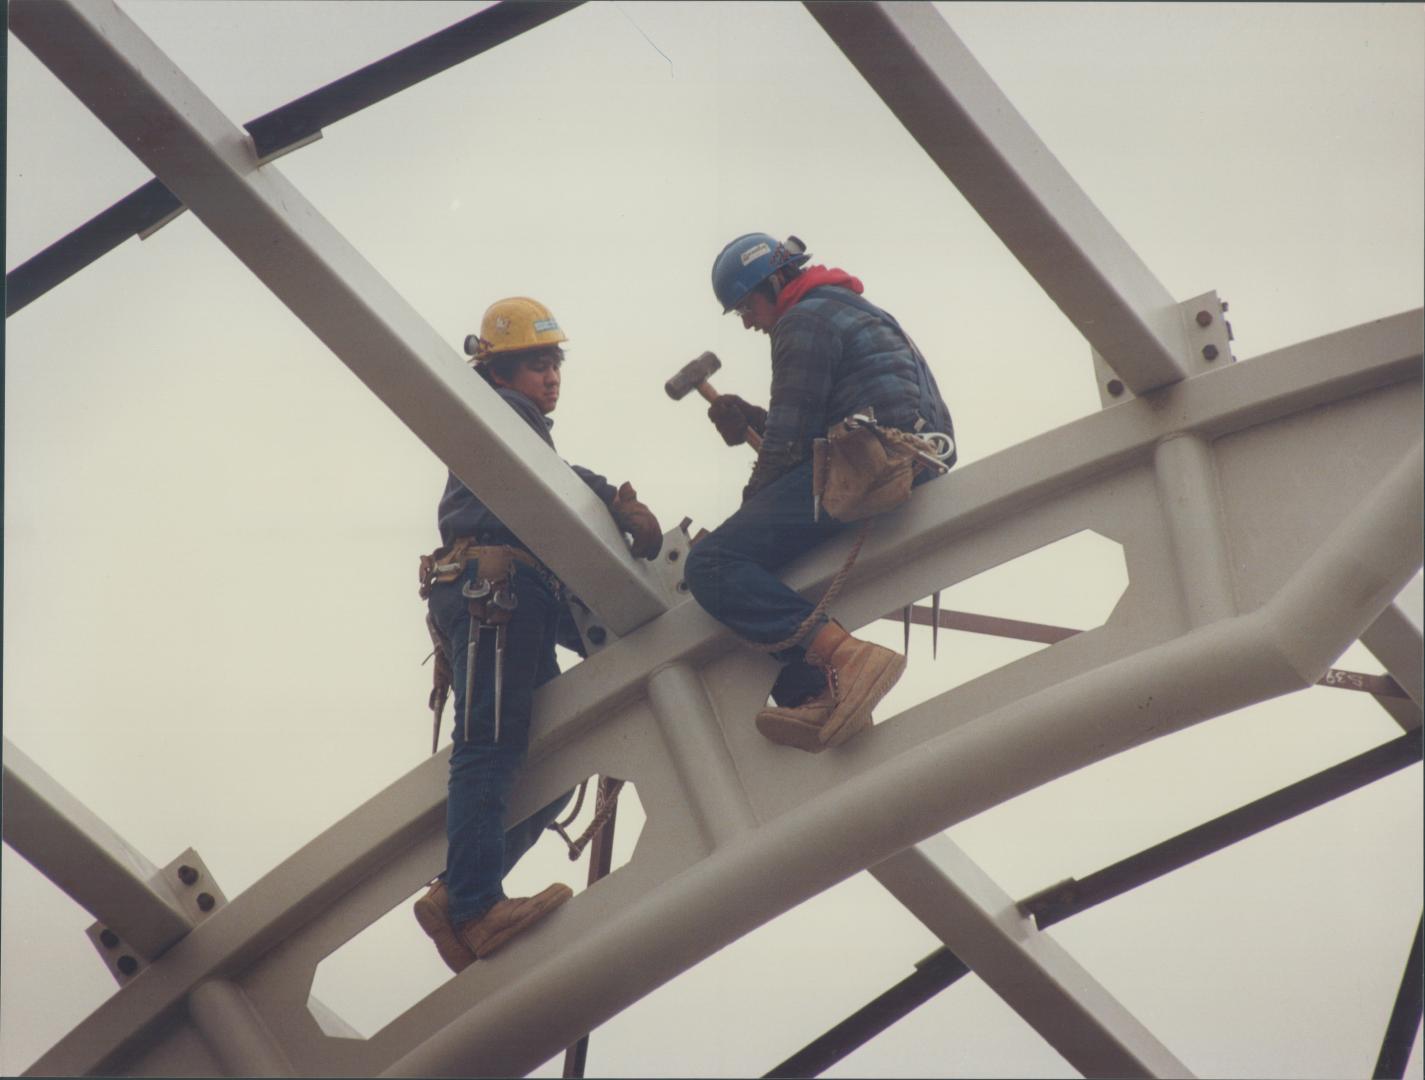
top-left (463, 297), bottom-right (568, 363)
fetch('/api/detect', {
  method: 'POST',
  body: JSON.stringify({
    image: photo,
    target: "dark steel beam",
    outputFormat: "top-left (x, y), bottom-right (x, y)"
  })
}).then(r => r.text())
top-left (880, 603), bottom-right (1077, 646)
top-left (6, 0), bottom-right (583, 317)
top-left (766, 732), bottom-right (1420, 1077)
top-left (1021, 732), bottom-right (1423, 930)
top-left (763, 947), bottom-right (970, 1079)
top-left (1373, 913), bottom-right (1424, 1079)
top-left (243, 1), bottom-right (583, 160)
top-left (880, 604), bottom-right (1409, 699)
top-left (5, 179), bottom-right (181, 316)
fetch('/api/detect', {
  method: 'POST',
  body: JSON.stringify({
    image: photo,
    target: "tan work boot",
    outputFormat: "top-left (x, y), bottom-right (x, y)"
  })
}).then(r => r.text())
top-left (755, 622), bottom-right (906, 752)
top-left (456, 883), bottom-right (572, 959)
top-left (413, 880), bottom-right (477, 974)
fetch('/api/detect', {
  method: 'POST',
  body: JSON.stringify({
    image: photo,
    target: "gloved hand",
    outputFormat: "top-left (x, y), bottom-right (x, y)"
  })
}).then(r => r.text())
top-left (611, 481), bottom-right (663, 560)
top-left (707, 394), bottom-right (767, 447)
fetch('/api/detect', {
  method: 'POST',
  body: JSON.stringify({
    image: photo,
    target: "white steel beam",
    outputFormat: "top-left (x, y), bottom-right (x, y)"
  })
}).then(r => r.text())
top-left (1361, 594), bottom-right (1424, 710)
top-left (805, 1), bottom-right (1194, 394)
top-left (6, 0), bottom-right (667, 635)
top-left (1, 738), bottom-right (193, 960)
top-left (21, 321), bottom-right (1421, 1077)
top-left (382, 442), bottom-right (1421, 1077)
top-left (871, 838), bottom-right (1192, 1078)
top-left (188, 980), bottom-right (296, 1078)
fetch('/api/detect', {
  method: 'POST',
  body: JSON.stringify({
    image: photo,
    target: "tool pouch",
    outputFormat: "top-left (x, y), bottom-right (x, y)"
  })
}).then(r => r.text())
top-left (420, 540), bottom-right (553, 600)
top-left (814, 408), bottom-right (946, 523)
top-left (425, 612), bottom-right (453, 712)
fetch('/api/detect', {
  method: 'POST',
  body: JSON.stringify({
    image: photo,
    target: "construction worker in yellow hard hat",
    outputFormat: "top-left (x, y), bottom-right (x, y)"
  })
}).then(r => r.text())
top-left (412, 297), bottom-right (663, 973)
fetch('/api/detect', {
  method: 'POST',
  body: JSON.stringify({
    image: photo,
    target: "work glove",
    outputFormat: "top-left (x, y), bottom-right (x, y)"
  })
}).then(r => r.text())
top-left (707, 394), bottom-right (767, 447)
top-left (611, 481), bottom-right (663, 560)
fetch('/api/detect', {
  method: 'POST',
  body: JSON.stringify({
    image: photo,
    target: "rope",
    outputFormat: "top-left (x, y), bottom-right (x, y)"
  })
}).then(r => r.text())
top-left (561, 778), bottom-right (625, 861)
top-left (744, 518), bottom-right (872, 655)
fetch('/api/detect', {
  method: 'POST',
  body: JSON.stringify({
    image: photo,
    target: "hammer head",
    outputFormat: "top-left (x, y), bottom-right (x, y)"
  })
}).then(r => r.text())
top-left (665, 351), bottom-right (721, 401)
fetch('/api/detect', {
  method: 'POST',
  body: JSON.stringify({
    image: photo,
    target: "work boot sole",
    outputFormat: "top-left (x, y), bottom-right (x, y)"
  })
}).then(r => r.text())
top-left (413, 883), bottom-right (477, 974)
top-left (467, 883), bottom-right (573, 959)
top-left (820, 651), bottom-right (907, 747)
top-left (755, 708), bottom-right (831, 754)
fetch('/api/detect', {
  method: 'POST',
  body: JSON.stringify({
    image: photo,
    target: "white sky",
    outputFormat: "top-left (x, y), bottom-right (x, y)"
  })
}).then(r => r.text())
top-left (4, 2), bottom-right (1422, 1077)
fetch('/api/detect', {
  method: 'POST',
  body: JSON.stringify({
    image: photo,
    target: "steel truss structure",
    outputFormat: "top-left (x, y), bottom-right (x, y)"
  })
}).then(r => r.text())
top-left (4, 2), bottom-right (1421, 1077)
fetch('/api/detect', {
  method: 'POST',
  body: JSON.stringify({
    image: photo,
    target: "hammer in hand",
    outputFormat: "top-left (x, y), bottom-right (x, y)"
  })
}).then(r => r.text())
top-left (664, 351), bottom-right (762, 450)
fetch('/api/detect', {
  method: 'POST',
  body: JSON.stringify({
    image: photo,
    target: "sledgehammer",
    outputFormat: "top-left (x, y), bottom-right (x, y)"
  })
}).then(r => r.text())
top-left (664, 351), bottom-right (762, 450)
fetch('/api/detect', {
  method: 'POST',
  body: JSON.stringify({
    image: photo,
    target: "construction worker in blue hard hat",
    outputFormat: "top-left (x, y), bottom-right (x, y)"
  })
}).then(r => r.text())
top-left (685, 234), bottom-right (956, 752)
top-left (412, 297), bottom-right (664, 973)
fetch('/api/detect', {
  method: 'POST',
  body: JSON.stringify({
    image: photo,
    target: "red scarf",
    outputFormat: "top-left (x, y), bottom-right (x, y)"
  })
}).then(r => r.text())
top-left (773, 265), bottom-right (864, 323)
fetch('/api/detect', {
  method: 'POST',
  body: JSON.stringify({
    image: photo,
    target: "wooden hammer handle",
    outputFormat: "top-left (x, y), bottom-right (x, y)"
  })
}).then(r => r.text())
top-left (696, 380), bottom-right (762, 450)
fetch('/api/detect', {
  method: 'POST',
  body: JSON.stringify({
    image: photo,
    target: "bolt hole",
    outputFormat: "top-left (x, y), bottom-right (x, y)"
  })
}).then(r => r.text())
top-left (177, 865), bottom-right (199, 886)
top-left (99, 928), bottom-right (120, 949)
top-left (666, 549), bottom-right (680, 563)
top-left (1202, 344), bottom-right (1219, 361)
top-left (677, 580), bottom-right (689, 593)
top-left (117, 955), bottom-right (139, 976)
top-left (197, 893), bottom-right (216, 912)
top-left (1106, 379), bottom-right (1125, 397)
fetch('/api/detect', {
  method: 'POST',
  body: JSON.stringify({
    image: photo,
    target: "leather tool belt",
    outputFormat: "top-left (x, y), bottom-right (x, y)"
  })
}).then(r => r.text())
top-left (418, 539), bottom-right (559, 601)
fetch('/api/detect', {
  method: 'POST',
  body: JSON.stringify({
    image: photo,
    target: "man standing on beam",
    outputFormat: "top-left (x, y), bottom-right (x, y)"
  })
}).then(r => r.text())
top-left (413, 297), bottom-right (664, 972)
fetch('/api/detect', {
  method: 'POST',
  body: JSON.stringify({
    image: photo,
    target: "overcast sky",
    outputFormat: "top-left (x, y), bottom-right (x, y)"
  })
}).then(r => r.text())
top-left (4, 2), bottom-right (1422, 1077)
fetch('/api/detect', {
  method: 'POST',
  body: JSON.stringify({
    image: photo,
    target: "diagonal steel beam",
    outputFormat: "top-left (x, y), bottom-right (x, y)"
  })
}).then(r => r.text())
top-left (1021, 732), bottom-right (1424, 930)
top-left (5, 1), bottom-right (583, 316)
top-left (243, 1), bottom-right (583, 160)
top-left (872, 837), bottom-right (1192, 1078)
top-left (805, 1), bottom-right (1193, 394)
top-left (8, 0), bottom-right (667, 634)
top-left (4, 178), bottom-right (181, 317)
top-left (1373, 914), bottom-right (1424, 1079)
top-left (772, 732), bottom-right (1422, 1077)
top-left (1, 739), bottom-right (193, 959)
top-left (763, 946), bottom-right (971, 1078)
top-left (1362, 598), bottom-right (1424, 709)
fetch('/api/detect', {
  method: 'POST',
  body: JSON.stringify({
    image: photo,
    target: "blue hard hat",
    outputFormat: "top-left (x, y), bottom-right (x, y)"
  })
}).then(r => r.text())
top-left (711, 233), bottom-right (811, 313)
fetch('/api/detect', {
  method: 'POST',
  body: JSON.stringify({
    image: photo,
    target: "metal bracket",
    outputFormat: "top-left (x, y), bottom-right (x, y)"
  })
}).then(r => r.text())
top-left (567, 524), bottom-right (693, 659)
top-left (1094, 290), bottom-right (1236, 408)
top-left (86, 847), bottom-right (226, 985)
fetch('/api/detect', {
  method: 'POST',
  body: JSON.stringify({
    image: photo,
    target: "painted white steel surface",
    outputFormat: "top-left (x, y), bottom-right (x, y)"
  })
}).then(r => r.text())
top-left (872, 839), bottom-right (1192, 1078)
top-left (4, 0), bottom-right (667, 636)
top-left (0, 739), bottom-right (193, 961)
top-left (15, 317), bottom-right (1417, 1076)
top-left (5, 2), bottom-right (1421, 1076)
top-left (806, 1), bottom-right (1194, 394)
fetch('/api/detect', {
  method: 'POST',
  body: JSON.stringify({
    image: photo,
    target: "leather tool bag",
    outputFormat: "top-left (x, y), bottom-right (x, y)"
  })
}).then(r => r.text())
top-left (813, 408), bottom-right (947, 523)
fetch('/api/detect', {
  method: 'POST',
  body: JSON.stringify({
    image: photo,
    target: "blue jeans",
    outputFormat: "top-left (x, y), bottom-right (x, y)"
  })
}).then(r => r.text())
top-left (428, 563), bottom-right (572, 926)
top-left (684, 458), bottom-right (849, 707)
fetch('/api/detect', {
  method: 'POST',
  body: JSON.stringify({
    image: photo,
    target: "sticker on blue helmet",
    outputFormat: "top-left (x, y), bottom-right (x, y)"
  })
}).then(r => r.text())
top-left (739, 241), bottom-right (771, 267)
